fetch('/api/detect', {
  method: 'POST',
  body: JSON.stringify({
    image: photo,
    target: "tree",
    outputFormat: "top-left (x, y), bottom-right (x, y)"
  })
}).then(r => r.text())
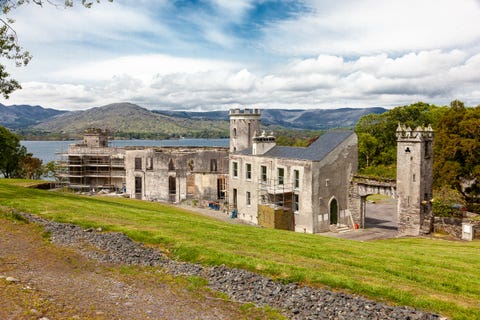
top-left (434, 103), bottom-right (480, 210)
top-left (355, 102), bottom-right (443, 172)
top-left (0, 0), bottom-right (112, 98)
top-left (0, 125), bottom-right (27, 177)
top-left (20, 152), bottom-right (42, 179)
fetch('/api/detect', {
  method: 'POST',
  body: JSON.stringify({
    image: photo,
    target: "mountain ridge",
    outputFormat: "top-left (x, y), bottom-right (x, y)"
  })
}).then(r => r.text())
top-left (0, 102), bottom-right (388, 138)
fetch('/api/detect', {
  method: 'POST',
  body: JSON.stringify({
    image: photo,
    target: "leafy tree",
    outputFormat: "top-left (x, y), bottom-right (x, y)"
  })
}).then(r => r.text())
top-left (42, 160), bottom-right (57, 179)
top-left (434, 102), bottom-right (480, 209)
top-left (20, 152), bottom-right (42, 179)
top-left (355, 102), bottom-right (444, 173)
top-left (0, 125), bottom-right (26, 177)
top-left (0, 0), bottom-right (112, 98)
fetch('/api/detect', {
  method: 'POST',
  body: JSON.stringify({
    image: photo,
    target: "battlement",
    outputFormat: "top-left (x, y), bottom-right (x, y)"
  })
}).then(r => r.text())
top-left (229, 108), bottom-right (261, 116)
top-left (396, 124), bottom-right (434, 141)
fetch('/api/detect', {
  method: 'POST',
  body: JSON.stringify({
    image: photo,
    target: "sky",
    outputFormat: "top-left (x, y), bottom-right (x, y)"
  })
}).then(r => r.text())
top-left (1, 0), bottom-right (480, 111)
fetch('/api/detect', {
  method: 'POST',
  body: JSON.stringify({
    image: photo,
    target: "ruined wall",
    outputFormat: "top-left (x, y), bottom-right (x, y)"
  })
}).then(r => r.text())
top-left (125, 147), bottom-right (228, 202)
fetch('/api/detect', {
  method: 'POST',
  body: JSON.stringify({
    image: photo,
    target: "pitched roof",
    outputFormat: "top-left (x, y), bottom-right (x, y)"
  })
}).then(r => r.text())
top-left (239, 130), bottom-right (355, 161)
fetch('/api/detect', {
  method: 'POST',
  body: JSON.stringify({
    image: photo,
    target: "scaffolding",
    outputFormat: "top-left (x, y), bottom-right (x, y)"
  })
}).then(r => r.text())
top-left (56, 147), bottom-right (126, 191)
top-left (257, 178), bottom-right (295, 230)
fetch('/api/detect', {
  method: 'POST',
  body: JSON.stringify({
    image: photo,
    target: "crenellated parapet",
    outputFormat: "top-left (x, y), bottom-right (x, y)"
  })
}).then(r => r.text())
top-left (229, 108), bottom-right (261, 116)
top-left (396, 124), bottom-right (434, 142)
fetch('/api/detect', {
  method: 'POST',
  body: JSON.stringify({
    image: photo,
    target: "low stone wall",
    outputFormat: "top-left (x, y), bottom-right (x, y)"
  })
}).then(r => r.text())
top-left (434, 217), bottom-right (462, 238)
top-left (433, 216), bottom-right (480, 240)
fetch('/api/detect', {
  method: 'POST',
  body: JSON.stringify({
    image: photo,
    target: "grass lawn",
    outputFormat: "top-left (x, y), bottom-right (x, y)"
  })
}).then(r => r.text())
top-left (1, 179), bottom-right (479, 320)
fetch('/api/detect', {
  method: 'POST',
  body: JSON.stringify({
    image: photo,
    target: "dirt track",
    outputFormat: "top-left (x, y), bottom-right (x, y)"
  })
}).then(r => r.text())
top-left (0, 216), bottom-right (280, 320)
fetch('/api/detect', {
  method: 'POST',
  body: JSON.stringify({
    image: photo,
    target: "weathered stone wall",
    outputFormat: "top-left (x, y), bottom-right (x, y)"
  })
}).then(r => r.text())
top-left (312, 133), bottom-right (358, 233)
top-left (125, 147), bottom-right (228, 202)
top-left (434, 217), bottom-right (480, 240)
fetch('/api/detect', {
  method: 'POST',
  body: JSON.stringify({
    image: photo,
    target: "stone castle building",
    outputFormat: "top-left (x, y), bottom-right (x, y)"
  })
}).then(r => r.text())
top-left (58, 109), bottom-right (434, 236)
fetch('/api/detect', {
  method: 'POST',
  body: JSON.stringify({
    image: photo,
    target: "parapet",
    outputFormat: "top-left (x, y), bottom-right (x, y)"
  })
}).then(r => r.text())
top-left (396, 124), bottom-right (434, 141)
top-left (229, 108), bottom-right (261, 116)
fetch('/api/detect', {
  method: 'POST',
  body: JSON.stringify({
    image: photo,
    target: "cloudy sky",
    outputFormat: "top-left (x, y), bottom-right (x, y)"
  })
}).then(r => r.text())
top-left (1, 0), bottom-right (480, 111)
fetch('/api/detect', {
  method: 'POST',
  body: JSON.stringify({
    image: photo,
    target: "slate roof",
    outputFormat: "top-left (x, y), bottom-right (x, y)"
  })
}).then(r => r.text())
top-left (238, 130), bottom-right (355, 161)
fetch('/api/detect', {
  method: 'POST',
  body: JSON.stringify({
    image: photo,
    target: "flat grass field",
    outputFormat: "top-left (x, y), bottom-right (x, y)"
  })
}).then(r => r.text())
top-left (1, 179), bottom-right (479, 320)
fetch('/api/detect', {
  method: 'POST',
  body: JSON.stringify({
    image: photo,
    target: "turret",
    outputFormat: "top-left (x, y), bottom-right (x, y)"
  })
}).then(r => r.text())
top-left (396, 124), bottom-right (434, 236)
top-left (229, 108), bottom-right (261, 152)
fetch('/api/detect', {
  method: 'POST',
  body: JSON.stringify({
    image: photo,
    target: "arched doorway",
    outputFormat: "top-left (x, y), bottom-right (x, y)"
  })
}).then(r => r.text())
top-left (329, 197), bottom-right (338, 225)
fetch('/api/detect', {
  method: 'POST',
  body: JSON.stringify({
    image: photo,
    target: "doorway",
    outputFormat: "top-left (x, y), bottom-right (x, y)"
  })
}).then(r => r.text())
top-left (330, 198), bottom-right (338, 225)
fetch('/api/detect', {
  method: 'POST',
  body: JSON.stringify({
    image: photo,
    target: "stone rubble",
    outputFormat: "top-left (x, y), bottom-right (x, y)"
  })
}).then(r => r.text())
top-left (19, 212), bottom-right (443, 320)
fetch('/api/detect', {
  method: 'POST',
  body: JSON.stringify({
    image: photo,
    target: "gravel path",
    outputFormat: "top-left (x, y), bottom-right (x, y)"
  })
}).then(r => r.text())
top-left (15, 211), bottom-right (445, 320)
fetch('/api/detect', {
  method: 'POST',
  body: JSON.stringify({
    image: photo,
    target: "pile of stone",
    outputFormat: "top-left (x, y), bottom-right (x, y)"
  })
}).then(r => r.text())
top-left (19, 212), bottom-right (443, 320)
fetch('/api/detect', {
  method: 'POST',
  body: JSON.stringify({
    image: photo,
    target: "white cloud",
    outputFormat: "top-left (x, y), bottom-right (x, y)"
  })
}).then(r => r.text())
top-left (1, 1), bottom-right (480, 110)
top-left (264, 0), bottom-right (480, 55)
top-left (8, 49), bottom-right (479, 111)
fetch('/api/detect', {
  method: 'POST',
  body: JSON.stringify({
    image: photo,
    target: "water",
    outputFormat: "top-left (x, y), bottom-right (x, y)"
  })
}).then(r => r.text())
top-left (21, 139), bottom-right (230, 164)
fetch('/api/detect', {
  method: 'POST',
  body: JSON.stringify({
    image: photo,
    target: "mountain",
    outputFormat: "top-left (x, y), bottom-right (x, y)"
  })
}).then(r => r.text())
top-left (31, 102), bottom-right (229, 138)
top-left (155, 107), bottom-right (387, 130)
top-left (0, 103), bottom-right (66, 129)
top-left (2, 102), bottom-right (388, 139)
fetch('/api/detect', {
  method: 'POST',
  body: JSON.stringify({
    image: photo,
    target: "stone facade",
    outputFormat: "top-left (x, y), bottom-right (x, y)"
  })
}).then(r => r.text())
top-left (396, 124), bottom-right (434, 236)
top-left (125, 147), bottom-right (228, 203)
top-left (229, 121), bottom-right (358, 234)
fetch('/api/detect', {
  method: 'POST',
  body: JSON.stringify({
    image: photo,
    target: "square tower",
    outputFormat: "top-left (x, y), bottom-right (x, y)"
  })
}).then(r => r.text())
top-left (396, 124), bottom-right (434, 236)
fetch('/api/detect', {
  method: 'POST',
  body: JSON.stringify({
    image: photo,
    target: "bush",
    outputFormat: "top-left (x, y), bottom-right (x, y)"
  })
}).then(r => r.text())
top-left (432, 187), bottom-right (465, 218)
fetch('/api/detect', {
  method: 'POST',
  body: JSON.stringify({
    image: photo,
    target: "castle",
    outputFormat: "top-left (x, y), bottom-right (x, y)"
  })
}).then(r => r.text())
top-left (58, 109), bottom-right (434, 236)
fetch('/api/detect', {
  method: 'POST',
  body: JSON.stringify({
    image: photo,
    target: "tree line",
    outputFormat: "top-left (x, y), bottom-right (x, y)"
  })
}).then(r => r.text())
top-left (356, 100), bottom-right (480, 213)
top-left (0, 126), bottom-right (54, 179)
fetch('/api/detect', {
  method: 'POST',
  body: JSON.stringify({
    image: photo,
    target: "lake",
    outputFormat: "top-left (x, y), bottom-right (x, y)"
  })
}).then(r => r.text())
top-left (21, 139), bottom-right (230, 164)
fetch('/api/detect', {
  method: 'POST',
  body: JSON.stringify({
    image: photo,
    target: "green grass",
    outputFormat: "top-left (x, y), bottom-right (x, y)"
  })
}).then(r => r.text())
top-left (1, 179), bottom-right (480, 320)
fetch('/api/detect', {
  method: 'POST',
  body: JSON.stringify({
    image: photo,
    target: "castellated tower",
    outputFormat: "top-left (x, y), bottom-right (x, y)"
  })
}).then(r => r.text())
top-left (396, 124), bottom-right (434, 236)
top-left (229, 108), bottom-right (261, 153)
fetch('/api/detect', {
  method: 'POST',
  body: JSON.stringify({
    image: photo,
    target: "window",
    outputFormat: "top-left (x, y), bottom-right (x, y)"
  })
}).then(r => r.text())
top-left (210, 159), bottom-right (218, 172)
top-left (146, 157), bottom-right (153, 170)
top-left (232, 161), bottom-right (238, 177)
top-left (294, 170), bottom-right (300, 189)
top-left (134, 157), bottom-right (142, 170)
top-left (135, 176), bottom-right (142, 193)
top-left (245, 163), bottom-right (252, 180)
top-left (278, 167), bottom-right (284, 185)
top-left (294, 194), bottom-right (299, 212)
top-left (168, 158), bottom-right (175, 171)
top-left (233, 128), bottom-right (237, 137)
top-left (261, 165), bottom-right (267, 182)
top-left (246, 191), bottom-right (251, 206)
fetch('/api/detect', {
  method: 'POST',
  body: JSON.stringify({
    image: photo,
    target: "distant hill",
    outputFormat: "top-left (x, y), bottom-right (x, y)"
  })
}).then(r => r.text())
top-left (1, 102), bottom-right (388, 139)
top-left (155, 107), bottom-right (387, 130)
top-left (0, 103), bottom-right (66, 129)
top-left (30, 102), bottom-right (229, 139)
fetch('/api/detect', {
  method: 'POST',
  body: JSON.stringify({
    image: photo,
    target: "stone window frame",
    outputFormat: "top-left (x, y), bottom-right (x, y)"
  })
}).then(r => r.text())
top-left (232, 161), bottom-right (238, 178)
top-left (245, 163), bottom-right (252, 180)
top-left (293, 193), bottom-right (299, 213)
top-left (260, 165), bottom-right (267, 182)
top-left (277, 167), bottom-right (285, 186)
top-left (134, 157), bottom-right (142, 171)
top-left (293, 169), bottom-right (300, 190)
top-left (246, 191), bottom-right (251, 206)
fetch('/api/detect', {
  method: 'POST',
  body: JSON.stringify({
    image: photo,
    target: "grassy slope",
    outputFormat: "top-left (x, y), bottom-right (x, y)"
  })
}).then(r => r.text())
top-left (1, 179), bottom-right (479, 320)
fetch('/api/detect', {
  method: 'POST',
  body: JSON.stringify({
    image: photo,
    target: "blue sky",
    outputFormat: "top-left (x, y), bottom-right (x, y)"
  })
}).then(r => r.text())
top-left (1, 0), bottom-right (480, 110)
